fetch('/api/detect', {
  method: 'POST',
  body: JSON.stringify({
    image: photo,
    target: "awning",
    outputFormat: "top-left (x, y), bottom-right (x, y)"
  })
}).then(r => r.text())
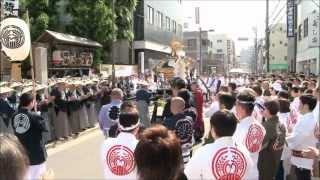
top-left (36, 30), bottom-right (103, 48)
top-left (134, 40), bottom-right (172, 54)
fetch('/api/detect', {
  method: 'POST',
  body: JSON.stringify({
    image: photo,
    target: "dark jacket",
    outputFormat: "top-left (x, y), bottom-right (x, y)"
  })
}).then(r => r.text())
top-left (258, 115), bottom-right (286, 180)
top-left (0, 98), bottom-right (15, 127)
top-left (12, 108), bottom-right (47, 165)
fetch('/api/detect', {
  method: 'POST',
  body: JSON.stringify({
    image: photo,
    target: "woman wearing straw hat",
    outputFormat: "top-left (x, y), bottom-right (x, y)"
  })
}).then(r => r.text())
top-left (84, 82), bottom-right (98, 128)
top-left (76, 82), bottom-right (89, 130)
top-left (51, 80), bottom-right (70, 140)
top-left (65, 82), bottom-right (81, 135)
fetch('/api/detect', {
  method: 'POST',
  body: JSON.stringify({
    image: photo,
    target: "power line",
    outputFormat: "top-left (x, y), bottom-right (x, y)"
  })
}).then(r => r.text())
top-left (269, 13), bottom-right (286, 31)
top-left (269, 0), bottom-right (281, 20)
top-left (311, 0), bottom-right (320, 8)
top-left (269, 2), bottom-right (286, 26)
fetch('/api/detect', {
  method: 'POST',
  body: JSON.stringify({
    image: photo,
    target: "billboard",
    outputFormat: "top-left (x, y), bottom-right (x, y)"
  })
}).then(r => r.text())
top-left (99, 64), bottom-right (138, 77)
top-left (3, 0), bottom-right (19, 17)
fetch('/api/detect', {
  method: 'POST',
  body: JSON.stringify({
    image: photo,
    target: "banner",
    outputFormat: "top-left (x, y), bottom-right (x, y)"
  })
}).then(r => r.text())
top-left (308, 11), bottom-right (320, 48)
top-left (287, 0), bottom-right (295, 37)
top-left (99, 64), bottom-right (138, 77)
top-left (51, 49), bottom-right (93, 67)
top-left (3, 0), bottom-right (19, 17)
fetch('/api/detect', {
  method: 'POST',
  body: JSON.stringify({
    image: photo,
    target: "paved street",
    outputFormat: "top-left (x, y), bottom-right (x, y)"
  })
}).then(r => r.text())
top-left (47, 128), bottom-right (105, 179)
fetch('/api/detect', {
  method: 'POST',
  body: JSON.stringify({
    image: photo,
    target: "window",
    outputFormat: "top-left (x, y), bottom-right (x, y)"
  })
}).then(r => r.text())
top-left (201, 39), bottom-right (207, 46)
top-left (298, 24), bottom-right (302, 40)
top-left (172, 20), bottom-right (176, 33)
top-left (272, 43), bottom-right (275, 47)
top-left (279, 27), bottom-right (283, 31)
top-left (187, 39), bottom-right (196, 50)
top-left (147, 6), bottom-right (154, 24)
top-left (284, 56), bottom-right (287, 61)
top-left (284, 42), bottom-right (288, 46)
top-left (279, 41), bottom-right (282, 44)
top-left (272, 56), bottom-right (275, 60)
top-left (156, 11), bottom-right (163, 28)
top-left (303, 18), bottom-right (308, 37)
top-left (217, 49), bottom-right (223, 53)
top-left (166, 16), bottom-right (170, 30)
top-left (177, 24), bottom-right (182, 34)
top-left (217, 40), bottom-right (222, 43)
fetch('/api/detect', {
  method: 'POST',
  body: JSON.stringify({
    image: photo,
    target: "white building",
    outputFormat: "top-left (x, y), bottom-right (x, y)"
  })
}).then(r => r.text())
top-left (269, 23), bottom-right (288, 72)
top-left (296, 0), bottom-right (320, 75)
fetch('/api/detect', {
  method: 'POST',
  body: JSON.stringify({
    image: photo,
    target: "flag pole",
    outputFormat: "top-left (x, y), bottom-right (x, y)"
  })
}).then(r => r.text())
top-left (25, 10), bottom-right (37, 111)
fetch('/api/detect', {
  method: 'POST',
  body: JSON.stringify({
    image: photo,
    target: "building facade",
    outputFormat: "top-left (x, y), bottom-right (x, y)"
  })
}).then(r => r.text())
top-left (133, 0), bottom-right (183, 71)
top-left (269, 23), bottom-right (289, 72)
top-left (183, 32), bottom-right (235, 74)
top-left (296, 0), bottom-right (320, 75)
top-left (239, 46), bottom-right (254, 73)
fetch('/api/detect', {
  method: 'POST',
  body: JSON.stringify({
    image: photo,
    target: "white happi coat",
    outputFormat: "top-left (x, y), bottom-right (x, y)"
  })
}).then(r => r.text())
top-left (290, 97), bottom-right (300, 113)
top-left (100, 132), bottom-right (138, 179)
top-left (252, 96), bottom-right (265, 123)
top-left (286, 112), bottom-right (318, 170)
top-left (232, 116), bottom-right (266, 180)
top-left (314, 101), bottom-right (319, 122)
top-left (204, 101), bottom-right (219, 118)
top-left (185, 137), bottom-right (253, 180)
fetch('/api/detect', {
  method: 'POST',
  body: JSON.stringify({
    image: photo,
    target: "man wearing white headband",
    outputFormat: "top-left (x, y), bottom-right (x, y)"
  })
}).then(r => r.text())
top-left (233, 88), bottom-right (266, 180)
top-left (100, 110), bottom-right (140, 179)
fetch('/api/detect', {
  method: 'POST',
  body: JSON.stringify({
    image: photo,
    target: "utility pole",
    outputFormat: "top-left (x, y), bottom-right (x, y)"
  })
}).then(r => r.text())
top-left (253, 27), bottom-right (258, 74)
top-left (111, 0), bottom-right (116, 88)
top-left (265, 0), bottom-right (270, 73)
top-left (199, 27), bottom-right (202, 75)
top-left (293, 0), bottom-right (298, 73)
top-left (0, 0), bottom-right (3, 81)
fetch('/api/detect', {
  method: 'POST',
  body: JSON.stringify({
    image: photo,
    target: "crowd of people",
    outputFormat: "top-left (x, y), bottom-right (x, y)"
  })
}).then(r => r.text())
top-left (0, 72), bottom-right (319, 180)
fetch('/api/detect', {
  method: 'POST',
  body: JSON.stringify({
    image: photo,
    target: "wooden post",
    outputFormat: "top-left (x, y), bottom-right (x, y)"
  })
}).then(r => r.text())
top-left (11, 63), bottom-right (22, 81)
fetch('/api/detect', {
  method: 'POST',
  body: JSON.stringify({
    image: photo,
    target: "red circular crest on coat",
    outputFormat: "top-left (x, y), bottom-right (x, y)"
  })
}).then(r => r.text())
top-left (106, 145), bottom-right (135, 176)
top-left (245, 124), bottom-right (264, 153)
top-left (212, 147), bottom-right (247, 180)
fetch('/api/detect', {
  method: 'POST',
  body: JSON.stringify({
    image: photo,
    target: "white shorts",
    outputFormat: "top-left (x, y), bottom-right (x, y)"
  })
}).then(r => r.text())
top-left (26, 163), bottom-right (46, 180)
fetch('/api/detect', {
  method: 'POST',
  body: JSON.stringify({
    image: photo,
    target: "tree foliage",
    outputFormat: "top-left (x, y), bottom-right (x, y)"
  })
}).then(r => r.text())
top-left (66, 0), bottom-right (137, 65)
top-left (20, 0), bottom-right (137, 66)
top-left (66, 0), bottom-right (137, 44)
top-left (114, 0), bottom-right (137, 40)
top-left (66, 0), bottom-right (115, 45)
top-left (19, 0), bottom-right (59, 40)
